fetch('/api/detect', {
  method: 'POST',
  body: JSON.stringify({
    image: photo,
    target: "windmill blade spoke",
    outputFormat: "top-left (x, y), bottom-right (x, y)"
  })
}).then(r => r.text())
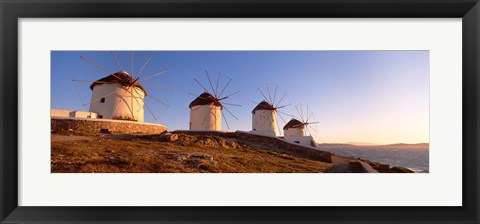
top-left (305, 105), bottom-right (310, 123)
top-left (307, 121), bottom-right (320, 125)
top-left (267, 84), bottom-right (273, 104)
top-left (223, 106), bottom-right (238, 120)
top-left (72, 79), bottom-right (110, 84)
top-left (131, 51), bottom-right (134, 76)
top-left (201, 110), bottom-right (210, 125)
top-left (257, 88), bottom-right (270, 103)
top-left (131, 87), bottom-right (145, 112)
top-left (300, 104), bottom-right (305, 122)
top-left (82, 89), bottom-right (117, 106)
top-left (214, 104), bottom-right (217, 131)
top-left (189, 92), bottom-right (198, 97)
top-left (144, 101), bottom-right (157, 121)
top-left (73, 81), bottom-right (86, 107)
top-left (221, 110), bottom-right (230, 130)
top-left (139, 71), bottom-right (167, 83)
top-left (292, 115), bottom-right (302, 121)
top-left (276, 104), bottom-right (291, 110)
top-left (80, 56), bottom-right (116, 78)
top-left (127, 87), bottom-right (145, 112)
top-left (205, 70), bottom-right (216, 97)
top-left (218, 78), bottom-right (232, 98)
top-left (306, 126), bottom-right (312, 136)
top-left (272, 84), bottom-right (278, 106)
top-left (130, 87), bottom-right (144, 112)
top-left (276, 118), bottom-right (282, 136)
top-left (275, 92), bottom-right (287, 108)
top-left (295, 106), bottom-right (302, 121)
top-left (149, 95), bottom-right (169, 107)
top-left (141, 84), bottom-right (173, 90)
top-left (307, 112), bottom-right (314, 123)
top-left (284, 111), bottom-right (301, 120)
top-left (222, 102), bottom-right (241, 107)
top-left (311, 113), bottom-right (319, 125)
top-left (307, 125), bottom-right (318, 133)
top-left (278, 111), bottom-right (293, 118)
top-left (111, 88), bottom-right (135, 117)
top-left (215, 73), bottom-right (221, 98)
top-left (189, 93), bottom-right (211, 102)
top-left (110, 51), bottom-right (124, 72)
top-left (277, 111), bottom-right (288, 124)
top-left (218, 90), bottom-right (240, 101)
top-left (135, 55), bottom-right (153, 79)
top-left (194, 78), bottom-right (209, 92)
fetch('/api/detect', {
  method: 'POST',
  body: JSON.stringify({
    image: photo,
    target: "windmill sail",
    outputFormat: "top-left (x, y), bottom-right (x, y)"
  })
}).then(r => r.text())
top-left (251, 84), bottom-right (291, 137)
top-left (189, 71), bottom-right (240, 131)
top-left (281, 104), bottom-right (319, 147)
top-left (73, 52), bottom-right (170, 123)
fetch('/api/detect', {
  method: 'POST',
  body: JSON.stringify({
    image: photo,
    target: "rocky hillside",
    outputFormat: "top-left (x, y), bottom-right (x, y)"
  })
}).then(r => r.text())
top-left (51, 131), bottom-right (412, 173)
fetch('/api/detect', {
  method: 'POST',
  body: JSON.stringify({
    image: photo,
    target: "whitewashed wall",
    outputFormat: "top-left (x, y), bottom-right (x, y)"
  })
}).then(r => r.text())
top-left (283, 135), bottom-right (317, 147)
top-left (51, 109), bottom-right (97, 118)
top-left (284, 127), bottom-right (305, 137)
top-left (251, 110), bottom-right (278, 137)
top-left (69, 111), bottom-right (97, 118)
top-left (50, 109), bottom-right (71, 117)
top-left (88, 83), bottom-right (145, 122)
top-left (190, 104), bottom-right (222, 131)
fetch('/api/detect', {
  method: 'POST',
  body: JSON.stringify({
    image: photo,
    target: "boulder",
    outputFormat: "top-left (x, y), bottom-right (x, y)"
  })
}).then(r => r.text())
top-left (158, 133), bottom-right (179, 142)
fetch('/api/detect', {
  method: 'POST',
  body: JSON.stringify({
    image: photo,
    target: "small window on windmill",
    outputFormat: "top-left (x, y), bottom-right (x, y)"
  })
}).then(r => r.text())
top-left (100, 97), bottom-right (105, 103)
top-left (294, 141), bottom-right (300, 144)
top-left (98, 115), bottom-right (103, 119)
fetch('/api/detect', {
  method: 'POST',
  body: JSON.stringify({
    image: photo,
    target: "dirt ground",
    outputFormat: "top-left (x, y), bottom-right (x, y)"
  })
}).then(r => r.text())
top-left (51, 133), bottom-right (335, 173)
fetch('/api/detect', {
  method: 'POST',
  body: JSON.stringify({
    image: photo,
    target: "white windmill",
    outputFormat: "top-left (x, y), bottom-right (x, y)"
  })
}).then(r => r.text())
top-left (251, 84), bottom-right (290, 137)
top-left (73, 52), bottom-right (169, 123)
top-left (188, 71), bottom-right (240, 131)
top-left (282, 104), bottom-right (319, 147)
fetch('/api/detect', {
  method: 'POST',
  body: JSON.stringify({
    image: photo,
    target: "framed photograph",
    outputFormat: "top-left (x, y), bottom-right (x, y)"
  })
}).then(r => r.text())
top-left (1, 0), bottom-right (479, 223)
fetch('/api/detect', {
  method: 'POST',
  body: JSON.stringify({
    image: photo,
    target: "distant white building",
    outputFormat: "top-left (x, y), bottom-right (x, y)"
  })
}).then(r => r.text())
top-left (189, 92), bottom-right (222, 131)
top-left (51, 109), bottom-right (97, 118)
top-left (88, 71), bottom-right (146, 122)
top-left (251, 101), bottom-right (278, 137)
top-left (283, 118), bottom-right (317, 147)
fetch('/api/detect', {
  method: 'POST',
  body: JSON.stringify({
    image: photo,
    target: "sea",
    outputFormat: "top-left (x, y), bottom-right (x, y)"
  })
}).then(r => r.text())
top-left (317, 144), bottom-right (429, 173)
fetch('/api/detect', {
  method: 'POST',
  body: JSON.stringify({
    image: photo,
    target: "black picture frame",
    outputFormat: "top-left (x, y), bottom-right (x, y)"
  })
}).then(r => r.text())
top-left (1, 0), bottom-right (479, 223)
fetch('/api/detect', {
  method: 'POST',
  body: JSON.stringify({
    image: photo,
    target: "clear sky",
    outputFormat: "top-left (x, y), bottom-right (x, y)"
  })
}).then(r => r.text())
top-left (51, 51), bottom-right (429, 145)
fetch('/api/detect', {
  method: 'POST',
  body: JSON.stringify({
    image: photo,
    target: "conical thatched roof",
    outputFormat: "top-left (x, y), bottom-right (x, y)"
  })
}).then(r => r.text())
top-left (189, 92), bottom-right (223, 109)
top-left (252, 100), bottom-right (275, 113)
top-left (283, 118), bottom-right (304, 130)
top-left (90, 71), bottom-right (147, 96)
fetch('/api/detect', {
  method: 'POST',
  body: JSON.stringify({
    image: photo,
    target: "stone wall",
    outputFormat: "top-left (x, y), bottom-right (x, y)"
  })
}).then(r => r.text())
top-left (51, 117), bottom-right (167, 135)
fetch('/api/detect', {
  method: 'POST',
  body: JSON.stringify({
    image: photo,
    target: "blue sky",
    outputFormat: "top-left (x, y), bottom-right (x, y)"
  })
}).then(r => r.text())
top-left (51, 51), bottom-right (429, 144)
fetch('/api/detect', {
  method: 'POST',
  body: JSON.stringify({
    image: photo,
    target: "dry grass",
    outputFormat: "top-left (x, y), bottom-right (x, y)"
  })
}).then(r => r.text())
top-left (51, 133), bottom-right (333, 173)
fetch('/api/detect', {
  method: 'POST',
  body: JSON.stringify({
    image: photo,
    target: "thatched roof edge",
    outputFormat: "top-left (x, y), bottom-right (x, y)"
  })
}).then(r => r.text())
top-left (90, 71), bottom-right (148, 96)
top-left (189, 92), bottom-right (223, 109)
top-left (283, 118), bottom-right (304, 130)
